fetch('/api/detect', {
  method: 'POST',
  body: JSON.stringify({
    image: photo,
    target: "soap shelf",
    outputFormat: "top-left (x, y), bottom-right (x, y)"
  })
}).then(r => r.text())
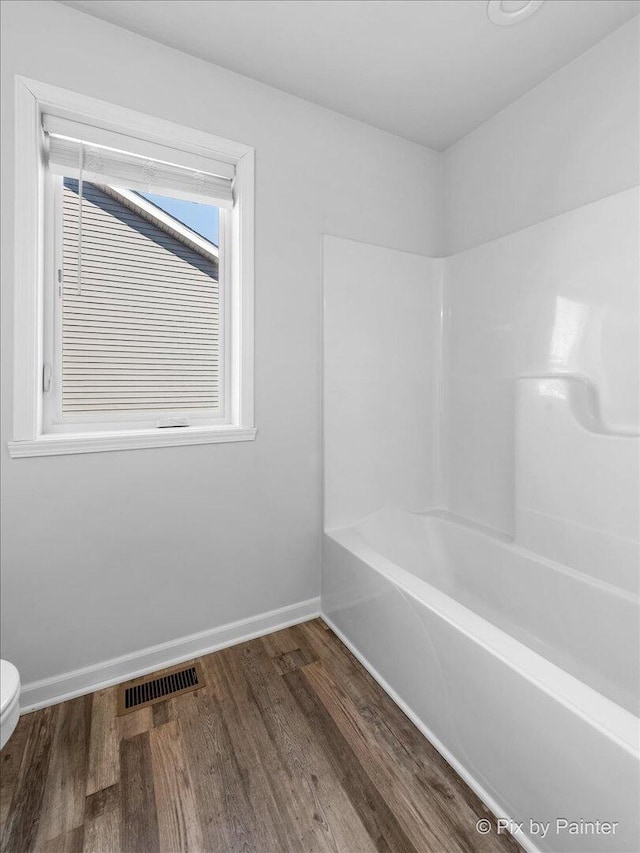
top-left (517, 374), bottom-right (639, 438)
top-left (515, 373), bottom-right (639, 593)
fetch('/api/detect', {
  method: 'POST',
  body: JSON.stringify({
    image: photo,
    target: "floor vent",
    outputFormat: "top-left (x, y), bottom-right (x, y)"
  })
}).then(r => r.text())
top-left (117, 662), bottom-right (205, 715)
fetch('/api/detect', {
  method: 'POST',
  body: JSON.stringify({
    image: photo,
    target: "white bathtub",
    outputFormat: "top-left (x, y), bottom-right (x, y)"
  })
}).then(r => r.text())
top-left (321, 508), bottom-right (640, 853)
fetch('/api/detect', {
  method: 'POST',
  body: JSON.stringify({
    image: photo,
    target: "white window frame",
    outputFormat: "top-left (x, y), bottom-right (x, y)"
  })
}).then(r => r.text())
top-left (9, 77), bottom-right (256, 457)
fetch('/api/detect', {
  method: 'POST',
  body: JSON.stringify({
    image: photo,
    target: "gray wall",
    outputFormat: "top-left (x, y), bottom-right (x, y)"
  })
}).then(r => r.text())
top-left (0, 0), bottom-right (442, 686)
top-left (442, 20), bottom-right (639, 254)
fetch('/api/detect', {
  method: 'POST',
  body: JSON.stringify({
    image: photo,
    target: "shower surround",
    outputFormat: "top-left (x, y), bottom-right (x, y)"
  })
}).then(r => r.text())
top-left (322, 186), bottom-right (639, 853)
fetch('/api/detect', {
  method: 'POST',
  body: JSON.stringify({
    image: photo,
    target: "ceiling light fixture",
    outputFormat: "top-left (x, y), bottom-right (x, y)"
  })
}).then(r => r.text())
top-left (487, 0), bottom-right (545, 27)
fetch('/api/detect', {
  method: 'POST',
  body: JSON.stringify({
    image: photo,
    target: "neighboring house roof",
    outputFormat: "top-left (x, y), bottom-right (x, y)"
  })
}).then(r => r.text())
top-left (98, 185), bottom-right (219, 263)
top-left (64, 178), bottom-right (218, 280)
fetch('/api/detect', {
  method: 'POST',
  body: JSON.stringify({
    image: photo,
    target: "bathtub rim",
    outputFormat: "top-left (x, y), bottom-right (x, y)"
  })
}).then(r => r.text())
top-left (323, 525), bottom-right (639, 757)
top-left (348, 506), bottom-right (639, 602)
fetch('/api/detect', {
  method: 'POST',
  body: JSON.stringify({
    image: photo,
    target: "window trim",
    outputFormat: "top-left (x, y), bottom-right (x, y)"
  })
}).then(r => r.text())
top-left (9, 77), bottom-right (256, 457)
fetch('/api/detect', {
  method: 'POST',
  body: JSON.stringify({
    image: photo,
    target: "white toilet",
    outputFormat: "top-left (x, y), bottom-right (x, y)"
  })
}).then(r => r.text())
top-left (0, 660), bottom-right (21, 750)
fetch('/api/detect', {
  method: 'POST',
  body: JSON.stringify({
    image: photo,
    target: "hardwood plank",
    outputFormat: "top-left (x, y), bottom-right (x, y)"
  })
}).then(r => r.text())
top-left (0, 713), bottom-right (34, 831)
top-left (149, 720), bottom-right (203, 852)
top-left (0, 706), bottom-right (58, 853)
top-left (35, 697), bottom-right (90, 845)
top-left (234, 638), bottom-right (379, 852)
top-left (263, 623), bottom-right (324, 667)
top-left (198, 646), bottom-right (246, 704)
top-left (116, 706), bottom-right (153, 741)
top-left (86, 688), bottom-right (118, 796)
top-left (82, 785), bottom-right (119, 853)
top-left (84, 785), bottom-right (119, 825)
top-left (200, 647), bottom-right (314, 852)
top-left (151, 700), bottom-right (172, 728)
top-left (271, 647), bottom-right (316, 675)
top-left (38, 826), bottom-right (84, 853)
top-left (304, 658), bottom-right (518, 853)
top-left (303, 658), bottom-right (454, 853)
top-left (357, 700), bottom-right (517, 853)
top-left (82, 804), bottom-right (119, 853)
top-left (283, 666), bottom-right (420, 853)
top-left (177, 685), bottom-right (257, 852)
top-left (260, 625), bottom-right (311, 658)
top-left (119, 733), bottom-right (159, 853)
top-left (298, 619), bottom-right (382, 706)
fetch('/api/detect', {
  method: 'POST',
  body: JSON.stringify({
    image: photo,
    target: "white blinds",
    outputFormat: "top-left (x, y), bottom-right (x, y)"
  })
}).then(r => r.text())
top-left (61, 180), bottom-right (220, 417)
top-left (43, 114), bottom-right (235, 208)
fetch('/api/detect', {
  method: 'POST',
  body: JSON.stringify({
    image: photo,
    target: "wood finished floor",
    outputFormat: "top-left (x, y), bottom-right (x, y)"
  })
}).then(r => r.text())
top-left (0, 619), bottom-right (520, 853)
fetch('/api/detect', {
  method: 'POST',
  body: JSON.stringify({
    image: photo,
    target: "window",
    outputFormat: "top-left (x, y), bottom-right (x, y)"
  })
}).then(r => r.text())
top-left (54, 181), bottom-right (221, 426)
top-left (9, 78), bottom-right (255, 456)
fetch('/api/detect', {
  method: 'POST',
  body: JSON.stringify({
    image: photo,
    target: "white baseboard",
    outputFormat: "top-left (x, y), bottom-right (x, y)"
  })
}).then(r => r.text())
top-left (321, 611), bottom-right (541, 853)
top-left (20, 597), bottom-right (321, 712)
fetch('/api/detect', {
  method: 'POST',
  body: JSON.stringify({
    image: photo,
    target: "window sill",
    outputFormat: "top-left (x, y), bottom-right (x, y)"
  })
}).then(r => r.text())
top-left (7, 425), bottom-right (257, 458)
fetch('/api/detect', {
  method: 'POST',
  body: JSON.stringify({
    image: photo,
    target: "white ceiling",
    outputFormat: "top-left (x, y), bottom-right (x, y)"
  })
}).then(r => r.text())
top-left (59, 0), bottom-right (639, 151)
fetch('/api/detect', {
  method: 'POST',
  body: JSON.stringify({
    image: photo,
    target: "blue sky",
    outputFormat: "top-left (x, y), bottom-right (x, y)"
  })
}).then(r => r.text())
top-left (140, 192), bottom-right (219, 246)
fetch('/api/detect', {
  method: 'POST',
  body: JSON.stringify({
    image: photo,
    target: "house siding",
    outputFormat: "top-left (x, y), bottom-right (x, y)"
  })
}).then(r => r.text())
top-left (61, 181), bottom-right (220, 416)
